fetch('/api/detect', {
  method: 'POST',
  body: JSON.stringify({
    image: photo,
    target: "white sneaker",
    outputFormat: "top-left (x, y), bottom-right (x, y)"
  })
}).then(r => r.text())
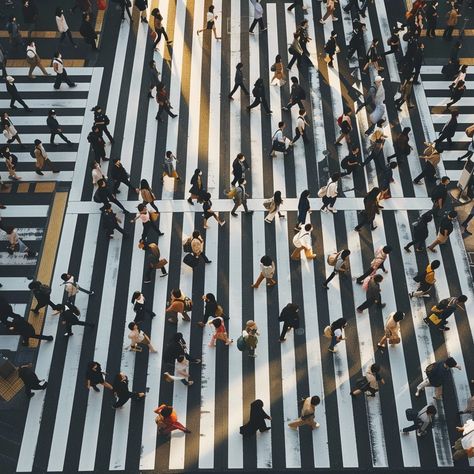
top-left (414, 390), bottom-right (420, 397)
top-left (319, 19), bottom-right (325, 24)
top-left (315, 422), bottom-right (320, 428)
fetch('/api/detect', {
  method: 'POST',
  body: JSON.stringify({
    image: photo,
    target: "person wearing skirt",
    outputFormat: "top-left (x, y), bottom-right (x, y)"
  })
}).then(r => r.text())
top-left (208, 316), bottom-right (233, 347)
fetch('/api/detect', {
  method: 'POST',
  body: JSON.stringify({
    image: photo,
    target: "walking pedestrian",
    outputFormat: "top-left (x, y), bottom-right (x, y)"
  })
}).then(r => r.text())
top-left (427, 210), bottom-right (457, 252)
top-left (413, 142), bottom-right (440, 185)
top-left (130, 203), bottom-right (163, 243)
top-left (2, 113), bottom-right (23, 147)
top-left (147, 60), bottom-right (162, 98)
top-left (47, 109), bottom-right (72, 145)
top-left (127, 322), bottom-right (157, 353)
top-left (155, 83), bottom-right (177, 122)
top-left (443, 4), bottom-right (459, 41)
top-left (91, 106), bottom-right (114, 144)
top-left (22, 1), bottom-right (38, 38)
top-left (322, 249), bottom-right (350, 289)
top-left (446, 80), bottom-right (466, 110)
top-left (5, 226), bottom-right (37, 257)
top-left (1, 149), bottom-right (21, 182)
top-left (288, 396), bottom-right (320, 430)
top-left (231, 153), bottom-right (249, 186)
top-left (60, 272), bottom-right (94, 301)
top-left (112, 372), bottom-right (145, 409)
top-left (377, 311), bottom-right (404, 349)
top-left (6, 16), bottom-right (23, 48)
top-left (196, 293), bottom-right (222, 328)
top-left (197, 5), bottom-right (221, 39)
top-left (383, 25), bottom-right (401, 59)
top-left (296, 19), bottom-right (312, 57)
top-left (201, 192), bottom-right (225, 228)
top-left (430, 176), bottom-right (450, 215)
top-left (363, 126), bottom-right (387, 171)
top-left (134, 0), bottom-right (148, 23)
top-left (425, 1), bottom-right (438, 37)
top-left (402, 405), bottom-right (437, 436)
top-left (278, 302), bottom-right (300, 342)
top-left (188, 169), bottom-right (204, 205)
top-left (249, 0), bottom-right (266, 33)
top-left (189, 230), bottom-right (211, 263)
top-left (264, 191), bottom-right (284, 223)
top-left (162, 150), bottom-right (180, 182)
top-left (139, 179), bottom-right (159, 213)
top-left (111, 159), bottom-right (139, 194)
top-left (18, 363), bottom-right (47, 398)
top-left (365, 100), bottom-right (386, 138)
top-left (101, 204), bottom-right (128, 238)
top-left (163, 355), bottom-right (194, 386)
top-left (208, 316), bottom-right (233, 347)
top-left (270, 55), bottom-right (286, 86)
top-left (71, 0), bottom-right (91, 14)
top-left (319, 0), bottom-right (338, 23)
top-left (409, 260), bottom-right (440, 298)
top-left (404, 210), bottom-right (433, 252)
top-left (95, 179), bottom-right (127, 213)
top-left (165, 289), bottom-right (192, 324)
top-left (151, 8), bottom-right (172, 49)
top-left (86, 361), bottom-right (112, 392)
top-left (283, 77), bottom-right (306, 111)
top-left (52, 52), bottom-right (76, 89)
top-left (231, 179), bottom-right (253, 216)
top-left (287, 0), bottom-right (308, 14)
top-left (240, 320), bottom-right (259, 357)
top-left (240, 400), bottom-right (271, 436)
top-left (357, 274), bottom-right (385, 313)
top-left (55, 8), bottom-right (76, 47)
top-left (394, 78), bottom-right (415, 110)
top-left (130, 291), bottom-right (156, 322)
top-left (334, 109), bottom-right (352, 146)
top-left (87, 126), bottom-right (108, 163)
top-left (291, 223), bottom-right (316, 261)
top-left (434, 112), bottom-right (458, 151)
top-left (362, 75), bottom-right (385, 129)
top-left (356, 245), bottom-right (392, 283)
top-left (143, 242), bottom-right (168, 281)
top-left (155, 404), bottom-right (191, 435)
top-left (32, 139), bottom-right (59, 175)
top-left (8, 313), bottom-right (54, 346)
top-left (363, 39), bottom-right (384, 73)
top-left (287, 33), bottom-right (303, 70)
top-left (269, 122), bottom-right (291, 157)
top-left (247, 78), bottom-right (272, 115)
top-left (327, 317), bottom-right (347, 353)
top-left (58, 303), bottom-right (95, 337)
top-left (320, 173), bottom-right (340, 214)
top-left (350, 363), bottom-right (384, 397)
top-left (415, 357), bottom-right (461, 399)
top-left (378, 162), bottom-right (398, 201)
top-left (323, 30), bottom-right (338, 68)
top-left (252, 255), bottom-right (276, 288)
top-left (346, 19), bottom-right (366, 60)
top-left (424, 294), bottom-right (467, 331)
top-left (457, 133), bottom-right (474, 162)
top-left (229, 63), bottom-right (249, 98)
top-left (5, 76), bottom-right (30, 111)
top-left (291, 109), bottom-right (309, 145)
top-left (80, 12), bottom-right (98, 50)
top-left (452, 419), bottom-right (474, 461)
top-left (28, 280), bottom-right (60, 314)
top-left (295, 189), bottom-right (311, 230)
top-left (386, 127), bottom-right (413, 164)
top-left (341, 145), bottom-right (362, 176)
top-left (119, 0), bottom-right (132, 21)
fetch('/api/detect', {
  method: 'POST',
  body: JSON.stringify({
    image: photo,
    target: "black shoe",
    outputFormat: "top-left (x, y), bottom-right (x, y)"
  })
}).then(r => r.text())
top-left (46, 336), bottom-right (54, 341)
top-left (231, 212), bottom-right (238, 217)
top-left (92, 385), bottom-right (100, 392)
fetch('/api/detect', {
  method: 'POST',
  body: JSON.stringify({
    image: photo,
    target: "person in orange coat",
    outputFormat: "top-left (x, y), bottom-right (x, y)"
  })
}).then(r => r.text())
top-left (154, 404), bottom-right (191, 435)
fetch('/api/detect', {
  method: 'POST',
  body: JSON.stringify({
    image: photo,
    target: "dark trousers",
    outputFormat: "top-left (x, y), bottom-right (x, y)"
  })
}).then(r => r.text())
top-left (32, 298), bottom-right (60, 313)
top-left (287, 53), bottom-right (301, 70)
top-left (113, 391), bottom-right (140, 408)
top-left (462, 213), bottom-right (473, 229)
top-left (413, 164), bottom-right (436, 183)
top-left (59, 29), bottom-right (76, 46)
top-left (144, 265), bottom-right (167, 282)
top-left (363, 149), bottom-right (384, 171)
top-left (50, 131), bottom-right (71, 144)
top-left (229, 81), bottom-right (249, 97)
top-left (199, 252), bottom-right (211, 264)
top-left (99, 126), bottom-right (114, 143)
top-left (321, 196), bottom-right (336, 210)
top-left (279, 322), bottom-right (292, 340)
top-left (357, 263), bottom-right (385, 283)
top-left (329, 333), bottom-right (339, 351)
top-left (121, 3), bottom-right (132, 20)
top-left (156, 103), bottom-right (176, 120)
top-left (9, 94), bottom-right (29, 109)
top-left (323, 270), bottom-right (338, 286)
top-left (405, 238), bottom-right (425, 251)
top-left (355, 212), bottom-right (375, 231)
top-left (54, 71), bottom-right (75, 89)
top-left (64, 320), bottom-right (94, 335)
top-left (248, 96), bottom-right (271, 113)
top-left (231, 200), bottom-right (249, 214)
top-left (0, 61), bottom-right (7, 79)
top-left (434, 132), bottom-right (453, 149)
top-left (443, 26), bottom-right (454, 40)
top-left (101, 197), bottom-right (127, 213)
top-left (92, 145), bottom-right (106, 162)
top-left (24, 381), bottom-right (47, 397)
top-left (286, 99), bottom-right (304, 110)
top-left (105, 222), bottom-right (126, 237)
top-left (21, 332), bottom-right (52, 346)
top-left (357, 297), bottom-right (380, 312)
top-left (249, 18), bottom-right (265, 32)
top-left (347, 42), bottom-right (363, 60)
top-left (113, 178), bottom-right (135, 194)
top-left (287, 0), bottom-right (303, 10)
top-left (292, 128), bottom-right (307, 144)
top-left (153, 27), bottom-right (169, 47)
top-left (386, 150), bottom-right (408, 164)
top-left (141, 220), bottom-right (161, 242)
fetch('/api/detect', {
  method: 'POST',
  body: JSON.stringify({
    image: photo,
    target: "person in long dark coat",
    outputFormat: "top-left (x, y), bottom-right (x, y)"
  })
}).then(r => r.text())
top-left (354, 187), bottom-right (382, 232)
top-left (240, 399), bottom-right (271, 437)
top-left (404, 211), bottom-right (433, 252)
top-left (79, 12), bottom-right (97, 50)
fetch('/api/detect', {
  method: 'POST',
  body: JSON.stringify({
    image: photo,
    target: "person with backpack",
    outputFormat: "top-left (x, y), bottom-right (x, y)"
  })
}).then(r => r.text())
top-left (18, 363), bottom-right (48, 398)
top-left (402, 405), bottom-right (437, 437)
top-left (166, 289), bottom-right (192, 324)
top-left (377, 311), bottom-right (404, 349)
top-left (241, 320), bottom-right (259, 357)
top-left (357, 274), bottom-right (385, 313)
top-left (28, 280), bottom-right (60, 314)
top-left (264, 191), bottom-right (284, 223)
top-left (247, 78), bottom-right (272, 115)
top-left (291, 223), bottom-right (316, 261)
top-left (252, 255), bottom-right (276, 288)
top-left (163, 355), bottom-right (193, 386)
top-left (278, 303), bottom-right (300, 342)
top-left (356, 245), bottom-right (392, 284)
top-left (415, 357), bottom-right (461, 399)
top-left (327, 317), bottom-right (347, 353)
top-left (404, 211), bottom-right (433, 253)
top-left (340, 145), bottom-right (362, 177)
top-left (334, 109), bottom-right (352, 146)
top-left (320, 172), bottom-right (340, 214)
top-left (413, 142), bottom-right (440, 185)
top-left (427, 210), bottom-right (457, 252)
top-left (409, 260), bottom-right (440, 298)
top-left (47, 109), bottom-right (72, 146)
top-left (208, 316), bottom-right (233, 347)
top-left (8, 313), bottom-right (54, 346)
top-left (58, 303), bottom-right (95, 337)
top-left (288, 396), bottom-right (321, 430)
top-left (322, 249), bottom-right (350, 289)
top-left (350, 363), bottom-right (384, 397)
top-left (60, 272), bottom-right (94, 302)
top-left (424, 295), bottom-right (467, 331)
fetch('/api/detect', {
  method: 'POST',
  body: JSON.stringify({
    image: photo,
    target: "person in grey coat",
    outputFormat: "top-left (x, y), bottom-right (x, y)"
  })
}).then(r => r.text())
top-left (231, 178), bottom-right (253, 217)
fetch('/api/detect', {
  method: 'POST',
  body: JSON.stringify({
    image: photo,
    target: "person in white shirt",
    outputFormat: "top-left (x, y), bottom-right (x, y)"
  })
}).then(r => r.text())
top-left (402, 405), bottom-right (436, 437)
top-left (60, 272), bottom-right (94, 302)
top-left (55, 8), bottom-right (76, 47)
top-left (197, 5), bottom-right (221, 39)
top-left (251, 255), bottom-right (276, 288)
top-left (453, 419), bottom-right (474, 461)
top-left (249, 0), bottom-right (267, 33)
top-left (91, 161), bottom-right (107, 187)
top-left (269, 121), bottom-right (291, 157)
top-left (163, 355), bottom-right (194, 386)
top-left (127, 322), bottom-right (157, 353)
top-left (26, 41), bottom-right (49, 78)
top-left (320, 172), bottom-right (340, 214)
top-left (52, 52), bottom-right (76, 89)
top-left (291, 223), bottom-right (316, 260)
top-left (291, 109), bottom-right (309, 145)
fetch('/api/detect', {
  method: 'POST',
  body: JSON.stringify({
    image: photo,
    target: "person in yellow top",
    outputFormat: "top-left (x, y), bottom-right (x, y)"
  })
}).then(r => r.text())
top-left (288, 396), bottom-right (321, 430)
top-left (410, 260), bottom-right (440, 298)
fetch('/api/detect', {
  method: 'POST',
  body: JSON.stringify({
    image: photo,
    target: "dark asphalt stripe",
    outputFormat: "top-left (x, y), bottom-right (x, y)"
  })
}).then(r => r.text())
top-left (0, 91), bottom-right (89, 99)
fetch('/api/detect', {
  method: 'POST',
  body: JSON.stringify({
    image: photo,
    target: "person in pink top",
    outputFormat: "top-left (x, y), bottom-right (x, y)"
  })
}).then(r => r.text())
top-left (208, 316), bottom-right (233, 347)
top-left (130, 203), bottom-right (164, 243)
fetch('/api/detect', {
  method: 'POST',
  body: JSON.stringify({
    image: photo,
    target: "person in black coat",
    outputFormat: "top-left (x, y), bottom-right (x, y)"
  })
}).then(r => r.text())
top-left (86, 361), bottom-right (112, 392)
top-left (58, 303), bottom-right (95, 337)
top-left (119, 0), bottom-right (132, 21)
top-left (96, 180), bottom-right (128, 213)
top-left (163, 332), bottom-right (201, 367)
top-left (188, 168), bottom-right (204, 204)
top-left (22, 0), bottom-right (39, 38)
top-left (323, 31), bottom-right (337, 68)
top-left (101, 203), bottom-right (128, 238)
top-left (231, 153), bottom-right (249, 186)
top-left (92, 105), bottom-right (114, 143)
top-left (87, 126), bottom-right (108, 162)
top-left (446, 80), bottom-right (466, 110)
top-left (8, 313), bottom-right (54, 346)
top-left (47, 109), bottom-right (72, 145)
top-left (197, 293), bottom-right (220, 327)
top-left (28, 280), bottom-right (60, 314)
top-left (425, 1), bottom-right (438, 37)
top-left (18, 363), bottom-right (47, 397)
top-left (112, 372), bottom-right (145, 408)
top-left (5, 76), bottom-right (30, 110)
top-left (404, 211), bottom-right (433, 252)
top-left (80, 12), bottom-right (98, 50)
top-left (283, 76), bottom-right (306, 111)
top-left (278, 303), bottom-right (300, 342)
top-left (110, 159), bottom-right (138, 194)
top-left (134, 0), bottom-right (148, 23)
top-left (434, 111), bottom-right (458, 150)
top-left (228, 62), bottom-right (249, 98)
top-left (412, 43), bottom-right (424, 84)
top-left (346, 20), bottom-right (366, 60)
top-left (247, 78), bottom-right (272, 115)
top-left (240, 399), bottom-right (271, 436)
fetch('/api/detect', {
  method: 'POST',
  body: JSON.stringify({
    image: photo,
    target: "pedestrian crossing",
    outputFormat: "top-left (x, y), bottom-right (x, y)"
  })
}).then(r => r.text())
top-left (0, 67), bottom-right (102, 183)
top-left (7, 0), bottom-right (474, 472)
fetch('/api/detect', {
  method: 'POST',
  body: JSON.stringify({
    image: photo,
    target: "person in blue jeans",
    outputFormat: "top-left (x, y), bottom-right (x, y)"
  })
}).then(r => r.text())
top-left (328, 318), bottom-right (347, 353)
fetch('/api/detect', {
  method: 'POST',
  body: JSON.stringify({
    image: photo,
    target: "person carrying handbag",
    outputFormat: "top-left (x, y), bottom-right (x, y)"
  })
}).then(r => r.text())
top-left (127, 322), bottom-right (157, 353)
top-left (269, 122), bottom-right (291, 157)
top-left (264, 191), bottom-right (284, 223)
top-left (377, 311), bottom-right (404, 350)
top-left (322, 249), bottom-right (350, 289)
top-left (143, 243), bottom-right (168, 282)
top-left (402, 405), bottom-right (437, 437)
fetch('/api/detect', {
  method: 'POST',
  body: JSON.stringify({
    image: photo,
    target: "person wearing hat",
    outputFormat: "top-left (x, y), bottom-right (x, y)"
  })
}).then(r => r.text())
top-left (52, 51), bottom-right (76, 89)
top-left (5, 76), bottom-right (30, 111)
top-left (26, 41), bottom-right (49, 79)
top-left (92, 105), bottom-right (114, 143)
top-left (47, 110), bottom-right (72, 146)
top-left (33, 139), bottom-right (59, 175)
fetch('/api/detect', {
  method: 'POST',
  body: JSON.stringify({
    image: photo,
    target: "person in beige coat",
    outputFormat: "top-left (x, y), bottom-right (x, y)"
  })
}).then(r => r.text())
top-left (26, 41), bottom-right (49, 78)
top-left (34, 139), bottom-right (59, 175)
top-left (288, 396), bottom-right (321, 430)
top-left (377, 311), bottom-right (404, 350)
top-left (127, 322), bottom-right (157, 353)
top-left (191, 230), bottom-right (211, 264)
top-left (251, 255), bottom-right (276, 288)
top-left (270, 54), bottom-right (286, 86)
top-left (264, 191), bottom-right (284, 223)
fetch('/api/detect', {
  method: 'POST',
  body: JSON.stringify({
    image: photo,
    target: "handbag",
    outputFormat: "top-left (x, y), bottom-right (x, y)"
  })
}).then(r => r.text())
top-left (355, 376), bottom-right (370, 391)
top-left (153, 258), bottom-right (168, 269)
top-left (317, 185), bottom-right (327, 198)
top-left (405, 408), bottom-right (418, 421)
top-left (323, 325), bottom-right (333, 338)
top-left (236, 335), bottom-right (247, 351)
top-left (466, 124), bottom-right (474, 138)
top-left (226, 187), bottom-right (237, 199)
top-left (150, 211), bottom-right (159, 222)
top-left (270, 64), bottom-right (276, 72)
top-left (182, 237), bottom-right (192, 253)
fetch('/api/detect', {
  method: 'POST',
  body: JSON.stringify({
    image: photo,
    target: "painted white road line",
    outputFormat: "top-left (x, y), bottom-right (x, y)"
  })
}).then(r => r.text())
top-left (0, 99), bottom-right (87, 108)
top-left (0, 228), bottom-right (43, 241)
top-left (0, 277), bottom-right (32, 291)
top-left (1, 82), bottom-right (91, 92)
top-left (6, 67), bottom-right (94, 76)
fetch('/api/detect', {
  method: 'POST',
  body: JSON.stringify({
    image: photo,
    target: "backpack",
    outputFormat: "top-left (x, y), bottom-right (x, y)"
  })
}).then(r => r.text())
top-left (425, 362), bottom-right (436, 377)
top-left (327, 251), bottom-right (341, 266)
top-left (39, 284), bottom-right (51, 296)
top-left (236, 335), bottom-right (247, 351)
